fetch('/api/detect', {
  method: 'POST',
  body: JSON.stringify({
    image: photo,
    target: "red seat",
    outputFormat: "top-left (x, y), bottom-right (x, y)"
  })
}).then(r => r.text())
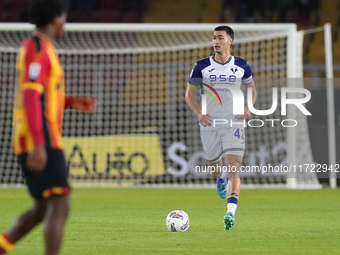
top-left (74, 12), bottom-right (94, 23)
top-left (97, 11), bottom-right (118, 23)
top-left (7, 12), bottom-right (21, 22)
top-left (101, 0), bottom-right (121, 11)
top-left (8, 0), bottom-right (27, 14)
top-left (0, 1), bottom-right (7, 12)
top-left (121, 10), bottom-right (140, 23)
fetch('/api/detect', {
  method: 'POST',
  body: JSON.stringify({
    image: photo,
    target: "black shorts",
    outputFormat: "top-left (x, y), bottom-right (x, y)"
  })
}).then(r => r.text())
top-left (18, 149), bottom-right (71, 199)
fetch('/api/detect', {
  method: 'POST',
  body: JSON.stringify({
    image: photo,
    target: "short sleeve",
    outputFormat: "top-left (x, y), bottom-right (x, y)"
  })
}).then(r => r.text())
top-left (242, 62), bottom-right (253, 85)
top-left (188, 62), bottom-right (203, 87)
top-left (18, 38), bottom-right (50, 93)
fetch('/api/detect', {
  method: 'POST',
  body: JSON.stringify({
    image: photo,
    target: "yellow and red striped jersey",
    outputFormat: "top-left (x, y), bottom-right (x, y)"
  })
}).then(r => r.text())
top-left (13, 31), bottom-right (65, 155)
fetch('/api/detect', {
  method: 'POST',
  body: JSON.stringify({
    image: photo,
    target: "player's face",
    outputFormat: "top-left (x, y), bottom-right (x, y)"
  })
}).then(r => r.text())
top-left (54, 12), bottom-right (67, 39)
top-left (212, 31), bottom-right (232, 54)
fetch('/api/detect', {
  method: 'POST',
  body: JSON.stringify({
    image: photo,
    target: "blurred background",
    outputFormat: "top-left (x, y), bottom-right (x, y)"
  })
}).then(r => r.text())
top-left (0, 0), bottom-right (339, 187)
top-left (0, 2), bottom-right (338, 253)
top-left (0, 0), bottom-right (340, 77)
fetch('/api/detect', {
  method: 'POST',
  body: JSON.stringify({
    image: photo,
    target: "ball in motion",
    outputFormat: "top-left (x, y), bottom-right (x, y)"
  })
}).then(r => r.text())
top-left (166, 210), bottom-right (190, 232)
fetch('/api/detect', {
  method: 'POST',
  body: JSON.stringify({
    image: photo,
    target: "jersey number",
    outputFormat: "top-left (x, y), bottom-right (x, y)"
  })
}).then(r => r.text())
top-left (234, 128), bottom-right (245, 140)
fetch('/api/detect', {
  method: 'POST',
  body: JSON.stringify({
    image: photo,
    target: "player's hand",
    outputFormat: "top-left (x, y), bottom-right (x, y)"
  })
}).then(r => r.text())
top-left (73, 96), bottom-right (97, 113)
top-left (237, 106), bottom-right (251, 120)
top-left (197, 113), bottom-right (213, 127)
top-left (26, 145), bottom-right (47, 173)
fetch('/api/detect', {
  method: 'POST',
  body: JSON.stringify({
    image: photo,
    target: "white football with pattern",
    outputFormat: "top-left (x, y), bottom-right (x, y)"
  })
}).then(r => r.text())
top-left (166, 210), bottom-right (190, 232)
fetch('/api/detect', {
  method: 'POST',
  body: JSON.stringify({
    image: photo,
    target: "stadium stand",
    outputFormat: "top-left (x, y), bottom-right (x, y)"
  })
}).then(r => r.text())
top-left (0, 0), bottom-right (338, 74)
top-left (144, 0), bottom-right (203, 23)
top-left (201, 0), bottom-right (223, 23)
top-left (0, 0), bottom-right (145, 23)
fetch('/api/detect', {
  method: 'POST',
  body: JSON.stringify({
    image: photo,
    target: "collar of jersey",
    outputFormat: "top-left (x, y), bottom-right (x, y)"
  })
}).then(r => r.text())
top-left (34, 31), bottom-right (55, 45)
top-left (212, 55), bottom-right (232, 65)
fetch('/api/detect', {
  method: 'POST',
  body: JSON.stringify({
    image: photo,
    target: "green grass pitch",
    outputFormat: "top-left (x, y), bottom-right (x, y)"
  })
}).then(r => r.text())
top-left (0, 188), bottom-right (339, 255)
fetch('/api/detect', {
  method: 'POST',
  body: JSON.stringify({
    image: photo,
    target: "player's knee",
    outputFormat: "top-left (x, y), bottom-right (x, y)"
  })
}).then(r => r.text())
top-left (56, 202), bottom-right (70, 219)
top-left (32, 201), bottom-right (47, 222)
top-left (225, 160), bottom-right (241, 178)
top-left (50, 195), bottom-right (70, 218)
top-left (227, 170), bottom-right (239, 179)
top-left (210, 170), bottom-right (220, 178)
top-left (208, 162), bottom-right (222, 178)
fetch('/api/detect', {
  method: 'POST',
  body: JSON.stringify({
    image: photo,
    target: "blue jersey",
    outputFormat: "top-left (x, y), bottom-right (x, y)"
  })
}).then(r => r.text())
top-left (188, 55), bottom-right (253, 127)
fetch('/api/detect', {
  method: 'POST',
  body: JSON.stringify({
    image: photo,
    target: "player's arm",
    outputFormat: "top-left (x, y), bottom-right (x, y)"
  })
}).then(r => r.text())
top-left (65, 96), bottom-right (97, 113)
top-left (185, 62), bottom-right (213, 126)
top-left (24, 91), bottom-right (47, 172)
top-left (237, 61), bottom-right (257, 120)
top-left (237, 80), bottom-right (257, 120)
top-left (185, 85), bottom-right (212, 127)
top-left (20, 43), bottom-right (49, 172)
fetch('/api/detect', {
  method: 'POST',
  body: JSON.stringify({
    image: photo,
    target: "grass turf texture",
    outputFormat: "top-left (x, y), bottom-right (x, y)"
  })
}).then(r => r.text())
top-left (0, 188), bottom-right (339, 255)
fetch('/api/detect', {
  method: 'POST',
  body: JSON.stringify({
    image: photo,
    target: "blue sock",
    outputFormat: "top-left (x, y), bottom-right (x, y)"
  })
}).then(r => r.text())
top-left (227, 193), bottom-right (238, 215)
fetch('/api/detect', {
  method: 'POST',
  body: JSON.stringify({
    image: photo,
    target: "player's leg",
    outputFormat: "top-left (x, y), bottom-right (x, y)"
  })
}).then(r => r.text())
top-left (208, 159), bottom-right (227, 199)
top-left (200, 129), bottom-right (227, 199)
top-left (226, 154), bottom-right (242, 212)
top-left (223, 154), bottom-right (242, 230)
top-left (208, 158), bottom-right (222, 178)
top-left (5, 199), bottom-right (47, 241)
top-left (0, 199), bottom-right (47, 254)
top-left (42, 149), bottom-right (71, 255)
top-left (44, 194), bottom-right (70, 255)
top-left (220, 126), bottom-right (245, 230)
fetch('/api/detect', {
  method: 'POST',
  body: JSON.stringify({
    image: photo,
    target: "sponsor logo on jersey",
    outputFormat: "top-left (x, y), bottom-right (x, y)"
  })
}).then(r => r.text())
top-left (28, 63), bottom-right (41, 81)
top-left (188, 83), bottom-right (222, 106)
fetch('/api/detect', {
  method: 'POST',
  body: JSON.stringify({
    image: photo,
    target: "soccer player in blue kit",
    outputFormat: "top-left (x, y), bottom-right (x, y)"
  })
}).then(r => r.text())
top-left (185, 26), bottom-right (257, 230)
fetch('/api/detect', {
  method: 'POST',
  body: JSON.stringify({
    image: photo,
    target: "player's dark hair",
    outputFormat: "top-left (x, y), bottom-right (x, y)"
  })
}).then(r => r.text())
top-left (28, 0), bottom-right (66, 28)
top-left (214, 26), bottom-right (234, 44)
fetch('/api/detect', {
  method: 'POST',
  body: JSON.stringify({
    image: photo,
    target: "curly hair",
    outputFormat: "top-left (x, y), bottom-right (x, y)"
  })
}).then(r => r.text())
top-left (28, 0), bottom-right (66, 28)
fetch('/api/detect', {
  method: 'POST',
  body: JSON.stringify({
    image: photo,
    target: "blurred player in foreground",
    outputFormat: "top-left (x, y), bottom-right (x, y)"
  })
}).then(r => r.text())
top-left (0, 0), bottom-right (96, 254)
top-left (185, 26), bottom-right (257, 230)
